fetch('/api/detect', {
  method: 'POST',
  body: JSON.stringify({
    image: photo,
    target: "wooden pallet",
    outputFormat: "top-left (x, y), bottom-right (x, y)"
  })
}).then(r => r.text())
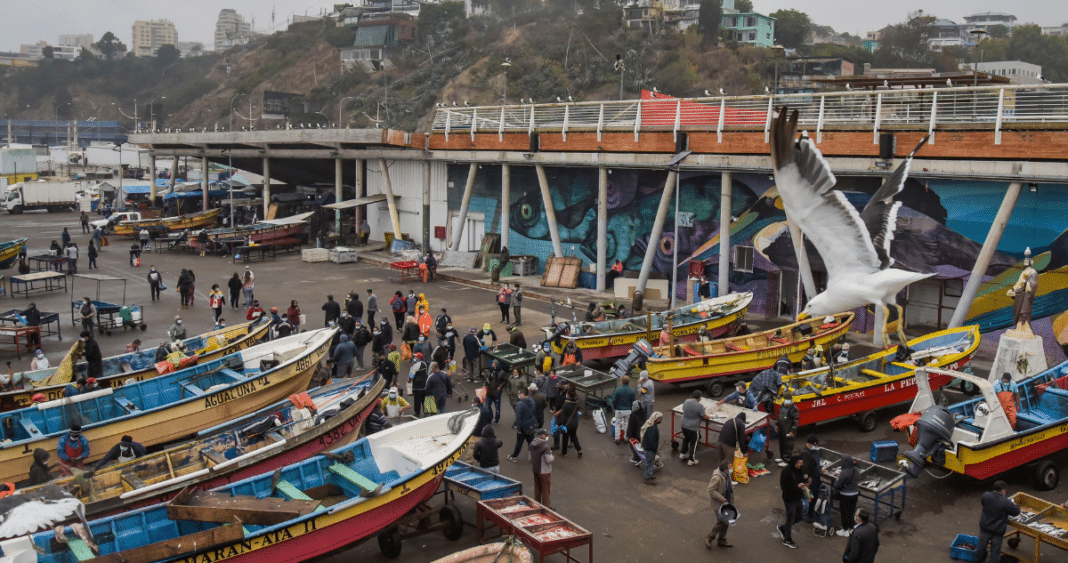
top-left (541, 257), bottom-right (582, 288)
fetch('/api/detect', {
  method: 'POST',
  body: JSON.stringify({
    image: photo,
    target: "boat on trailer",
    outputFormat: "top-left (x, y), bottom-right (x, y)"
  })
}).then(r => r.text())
top-left (113, 208), bottom-right (221, 237)
top-left (5, 410), bottom-right (479, 563)
top-left (187, 214), bottom-right (311, 251)
top-left (646, 312), bottom-right (854, 395)
top-left (0, 328), bottom-right (334, 483)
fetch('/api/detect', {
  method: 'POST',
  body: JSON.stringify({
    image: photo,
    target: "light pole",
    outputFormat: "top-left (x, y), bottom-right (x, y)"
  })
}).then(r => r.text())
top-left (222, 148), bottom-right (234, 227)
top-left (501, 58), bottom-right (512, 104)
top-left (314, 111), bottom-right (329, 127)
top-left (614, 55), bottom-right (625, 100)
top-left (149, 96), bottom-right (166, 131)
top-left (54, 102), bottom-right (71, 147)
top-left (339, 96), bottom-right (354, 127)
top-left (969, 28), bottom-right (987, 117)
top-left (231, 93), bottom-right (246, 132)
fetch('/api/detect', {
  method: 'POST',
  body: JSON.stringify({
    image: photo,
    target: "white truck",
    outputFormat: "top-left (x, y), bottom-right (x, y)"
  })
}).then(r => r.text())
top-left (1, 181), bottom-right (86, 214)
top-left (90, 211), bottom-right (143, 232)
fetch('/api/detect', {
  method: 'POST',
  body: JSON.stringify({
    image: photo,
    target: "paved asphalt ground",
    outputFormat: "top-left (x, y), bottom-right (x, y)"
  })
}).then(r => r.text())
top-left (1, 210), bottom-right (1065, 563)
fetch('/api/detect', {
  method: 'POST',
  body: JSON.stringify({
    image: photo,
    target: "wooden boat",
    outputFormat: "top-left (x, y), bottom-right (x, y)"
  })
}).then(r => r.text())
top-left (542, 293), bottom-right (753, 360)
top-left (2, 319), bottom-right (270, 411)
top-left (646, 312), bottom-right (854, 394)
top-left (188, 214), bottom-right (311, 251)
top-left (113, 208), bottom-right (221, 237)
top-left (0, 328), bottom-right (334, 483)
top-left (901, 363), bottom-right (1068, 489)
top-left (0, 238), bottom-right (28, 269)
top-left (13, 409), bottom-right (478, 563)
top-left (431, 542), bottom-right (533, 563)
top-left (19, 377), bottom-right (385, 518)
top-left (774, 325), bottom-right (980, 431)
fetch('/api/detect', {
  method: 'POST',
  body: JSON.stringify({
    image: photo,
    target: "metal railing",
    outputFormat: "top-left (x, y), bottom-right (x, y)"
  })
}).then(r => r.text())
top-left (431, 83), bottom-right (1068, 147)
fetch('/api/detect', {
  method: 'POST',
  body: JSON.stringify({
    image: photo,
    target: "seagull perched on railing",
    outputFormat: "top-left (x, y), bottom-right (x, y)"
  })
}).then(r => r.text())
top-left (704, 90), bottom-right (711, 96)
top-left (771, 107), bottom-right (931, 348)
top-left (719, 88), bottom-right (727, 95)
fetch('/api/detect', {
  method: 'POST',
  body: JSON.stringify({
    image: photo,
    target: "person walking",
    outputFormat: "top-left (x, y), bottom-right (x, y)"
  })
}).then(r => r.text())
top-left (486, 362), bottom-right (506, 425)
top-left (680, 390), bottom-right (711, 466)
top-left (610, 375), bottom-right (637, 444)
top-left (147, 266), bottom-right (163, 302)
top-left (777, 397), bottom-right (800, 467)
top-left (529, 383), bottom-right (547, 431)
top-left (86, 241), bottom-right (98, 270)
top-left (843, 509), bottom-right (879, 563)
top-left (139, 228), bottom-right (151, 250)
top-left (65, 243), bottom-right (79, 275)
top-left (976, 480), bottom-right (1021, 563)
top-left (209, 285), bottom-right (225, 323)
top-left (405, 290), bottom-right (417, 319)
top-left (226, 272), bottom-right (242, 310)
top-left (176, 269), bottom-right (193, 308)
top-left (390, 291), bottom-right (407, 330)
top-left (78, 297), bottom-right (96, 333)
top-left (424, 362), bottom-right (453, 415)
top-left (332, 334), bottom-right (356, 377)
top-left (637, 370), bottom-right (655, 414)
top-left (512, 283), bottom-right (524, 325)
top-left (287, 300), bottom-right (302, 332)
top-left (508, 388), bottom-right (537, 462)
top-left (435, 308), bottom-right (452, 346)
top-left (706, 460), bottom-right (735, 548)
top-left (61, 227), bottom-right (71, 249)
top-left (169, 316), bottom-right (187, 341)
top-left (496, 285), bottom-right (512, 324)
top-left (409, 353), bottom-right (429, 417)
top-left (472, 426), bottom-right (504, 474)
top-left (834, 454), bottom-right (862, 537)
top-left (462, 327), bottom-right (481, 379)
top-left (530, 428), bottom-right (554, 508)
top-left (640, 411), bottom-right (663, 485)
top-left (778, 454), bottom-right (807, 549)
top-left (716, 411), bottom-right (749, 467)
top-left (626, 399), bottom-right (650, 465)
top-left (554, 390), bottom-right (583, 457)
top-left (800, 435), bottom-right (824, 522)
top-left (80, 211), bottom-right (90, 234)
top-left (241, 267), bottom-right (255, 307)
top-left (322, 295), bottom-right (341, 326)
top-left (506, 368), bottom-right (531, 422)
top-left (352, 319), bottom-right (371, 371)
top-left (366, 288), bottom-right (378, 328)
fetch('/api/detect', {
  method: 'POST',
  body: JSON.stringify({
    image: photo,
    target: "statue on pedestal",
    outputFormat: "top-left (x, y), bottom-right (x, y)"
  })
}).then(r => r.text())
top-left (1007, 247), bottom-right (1038, 336)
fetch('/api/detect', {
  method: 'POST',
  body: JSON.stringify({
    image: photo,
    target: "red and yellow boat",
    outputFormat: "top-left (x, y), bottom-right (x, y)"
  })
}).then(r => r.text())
top-left (775, 325), bottom-right (980, 431)
top-left (646, 312), bottom-right (853, 395)
top-left (113, 208), bottom-right (221, 237)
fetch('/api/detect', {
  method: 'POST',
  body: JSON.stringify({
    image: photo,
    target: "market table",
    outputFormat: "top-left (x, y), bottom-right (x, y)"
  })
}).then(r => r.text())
top-left (27, 254), bottom-right (67, 272)
top-left (0, 309), bottom-right (62, 340)
top-left (476, 496), bottom-right (592, 563)
top-left (555, 364), bottom-right (619, 408)
top-left (819, 447), bottom-right (907, 525)
top-left (390, 260), bottom-right (420, 283)
top-left (1001, 492), bottom-right (1068, 563)
top-left (480, 342), bottom-right (537, 380)
top-left (668, 399), bottom-right (770, 450)
top-left (233, 244), bottom-right (277, 263)
top-left (10, 271), bottom-right (67, 298)
top-left (0, 325), bottom-right (41, 358)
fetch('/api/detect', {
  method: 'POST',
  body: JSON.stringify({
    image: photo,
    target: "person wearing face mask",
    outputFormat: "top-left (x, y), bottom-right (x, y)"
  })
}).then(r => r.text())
top-left (80, 331), bottom-right (103, 382)
top-left (842, 508), bottom-right (879, 562)
top-left (169, 316), bottom-right (187, 342)
top-left (413, 334), bottom-right (431, 361)
top-left (776, 396), bottom-right (800, 468)
top-left (338, 310), bottom-right (356, 337)
top-left (30, 349), bottom-right (50, 371)
top-left (800, 434), bottom-right (824, 523)
top-left (442, 322), bottom-right (459, 360)
top-left (435, 308), bottom-right (452, 345)
top-left (79, 297), bottom-right (96, 333)
top-left (409, 353), bottom-right (429, 417)
top-left (402, 315), bottom-right (420, 357)
top-left (834, 454), bottom-right (862, 537)
top-left (382, 387), bottom-right (411, 418)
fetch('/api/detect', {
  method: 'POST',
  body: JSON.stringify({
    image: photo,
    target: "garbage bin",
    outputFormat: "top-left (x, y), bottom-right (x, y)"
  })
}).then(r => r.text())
top-left (512, 256), bottom-right (537, 276)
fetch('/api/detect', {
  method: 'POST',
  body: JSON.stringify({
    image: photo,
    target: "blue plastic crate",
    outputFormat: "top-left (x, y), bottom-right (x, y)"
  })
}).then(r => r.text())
top-left (870, 440), bottom-right (899, 463)
top-left (950, 533), bottom-right (980, 561)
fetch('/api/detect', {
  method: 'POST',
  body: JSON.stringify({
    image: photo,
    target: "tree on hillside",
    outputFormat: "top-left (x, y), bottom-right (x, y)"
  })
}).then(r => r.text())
top-left (698, 0), bottom-right (722, 47)
top-left (987, 24), bottom-right (1010, 39)
top-left (418, 2), bottom-right (466, 43)
top-left (770, 9), bottom-right (812, 48)
top-left (95, 32), bottom-right (126, 61)
top-left (873, 10), bottom-right (935, 67)
top-left (42, 46), bottom-right (54, 59)
top-left (810, 43), bottom-right (873, 68)
top-left (1006, 25), bottom-right (1068, 82)
top-left (155, 44), bottom-right (180, 67)
top-left (734, 0), bottom-right (752, 12)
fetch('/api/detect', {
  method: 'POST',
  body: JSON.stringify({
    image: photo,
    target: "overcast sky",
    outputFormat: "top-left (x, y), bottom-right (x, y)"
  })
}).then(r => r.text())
top-left (1, 1), bottom-right (1063, 52)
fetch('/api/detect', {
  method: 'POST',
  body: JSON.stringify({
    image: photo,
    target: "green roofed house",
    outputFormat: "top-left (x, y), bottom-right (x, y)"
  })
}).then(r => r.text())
top-left (340, 12), bottom-right (416, 72)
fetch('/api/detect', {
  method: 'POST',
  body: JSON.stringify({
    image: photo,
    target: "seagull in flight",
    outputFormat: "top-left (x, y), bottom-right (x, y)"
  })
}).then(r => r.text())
top-left (771, 107), bottom-right (931, 348)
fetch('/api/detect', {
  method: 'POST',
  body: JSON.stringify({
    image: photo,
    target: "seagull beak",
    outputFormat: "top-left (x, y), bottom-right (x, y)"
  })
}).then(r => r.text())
top-left (796, 312), bottom-right (810, 322)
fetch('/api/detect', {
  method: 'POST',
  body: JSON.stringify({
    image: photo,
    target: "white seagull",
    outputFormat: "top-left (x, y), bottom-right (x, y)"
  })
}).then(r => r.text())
top-left (770, 107), bottom-right (931, 347)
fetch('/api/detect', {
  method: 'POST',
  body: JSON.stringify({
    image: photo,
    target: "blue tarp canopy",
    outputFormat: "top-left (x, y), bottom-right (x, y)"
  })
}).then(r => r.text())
top-left (121, 185), bottom-right (153, 194)
top-left (163, 190), bottom-right (229, 200)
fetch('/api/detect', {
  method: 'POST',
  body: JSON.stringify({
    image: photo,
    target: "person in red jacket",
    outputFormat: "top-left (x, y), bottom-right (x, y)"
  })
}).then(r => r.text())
top-left (246, 301), bottom-right (266, 321)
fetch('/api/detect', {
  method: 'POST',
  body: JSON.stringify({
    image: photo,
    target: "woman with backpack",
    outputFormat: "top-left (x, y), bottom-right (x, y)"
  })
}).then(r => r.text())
top-left (390, 291), bottom-right (407, 329)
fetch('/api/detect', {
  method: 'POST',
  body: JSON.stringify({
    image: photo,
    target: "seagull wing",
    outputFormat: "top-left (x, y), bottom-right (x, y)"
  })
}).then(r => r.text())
top-left (771, 108), bottom-right (882, 279)
top-left (0, 497), bottom-right (84, 539)
top-left (860, 135), bottom-right (929, 269)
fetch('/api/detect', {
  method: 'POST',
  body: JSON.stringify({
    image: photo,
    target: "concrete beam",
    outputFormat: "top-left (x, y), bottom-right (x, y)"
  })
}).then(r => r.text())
top-left (422, 160), bottom-right (431, 252)
top-left (596, 167), bottom-right (608, 292)
top-left (201, 156), bottom-right (209, 211)
top-left (451, 164), bottom-right (478, 251)
top-left (149, 155), bottom-right (156, 206)
top-left (262, 157), bottom-right (271, 218)
top-left (718, 171), bottom-right (731, 296)
top-left (636, 170), bottom-right (678, 297)
top-left (500, 164), bottom-right (510, 249)
top-left (378, 159), bottom-right (403, 241)
top-left (535, 164), bottom-right (564, 258)
top-left (335, 158), bottom-right (343, 235)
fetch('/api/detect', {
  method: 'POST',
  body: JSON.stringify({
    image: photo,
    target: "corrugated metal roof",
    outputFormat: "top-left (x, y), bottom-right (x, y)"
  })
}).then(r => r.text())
top-left (354, 26), bottom-right (389, 47)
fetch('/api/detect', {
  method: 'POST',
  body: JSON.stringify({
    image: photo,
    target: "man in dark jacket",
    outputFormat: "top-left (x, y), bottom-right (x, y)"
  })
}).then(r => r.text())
top-left (627, 400), bottom-right (649, 465)
top-left (800, 434), bottom-right (823, 521)
top-left (332, 334), bottom-right (356, 377)
top-left (81, 331), bottom-right (103, 381)
top-left (473, 396), bottom-right (493, 439)
top-left (338, 311), bottom-right (356, 337)
top-left (373, 351), bottom-right (398, 389)
top-left (462, 327), bottom-right (482, 380)
top-left (716, 412), bottom-right (748, 466)
top-left (749, 367), bottom-right (784, 414)
top-left (346, 292), bottom-right (363, 320)
top-left (409, 354), bottom-right (429, 417)
top-left (778, 454), bottom-right (807, 549)
top-left (352, 319), bottom-right (371, 370)
top-left (977, 480), bottom-right (1021, 563)
top-left (29, 448), bottom-right (54, 485)
top-left (322, 295), bottom-right (341, 326)
top-left (20, 302), bottom-right (42, 347)
top-left (91, 435), bottom-right (148, 471)
top-left (508, 388), bottom-right (537, 462)
top-left (507, 325), bottom-right (527, 349)
top-left (485, 362), bottom-right (506, 424)
top-left (641, 412), bottom-right (662, 485)
top-left (435, 308), bottom-right (452, 345)
top-left (529, 383), bottom-right (548, 430)
top-left (424, 362), bottom-right (453, 414)
top-left (472, 426), bottom-right (503, 473)
top-left (843, 508), bottom-right (880, 563)
top-left (776, 397), bottom-right (800, 467)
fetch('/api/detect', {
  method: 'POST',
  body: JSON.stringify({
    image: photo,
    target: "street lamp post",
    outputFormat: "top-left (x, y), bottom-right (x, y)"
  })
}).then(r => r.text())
top-left (501, 59), bottom-right (512, 104)
top-left (54, 102), bottom-right (71, 148)
top-left (614, 56), bottom-right (626, 101)
top-left (969, 28), bottom-right (987, 117)
top-left (231, 93), bottom-right (246, 132)
top-left (149, 96), bottom-right (166, 131)
top-left (339, 96), bottom-right (354, 127)
top-left (314, 111), bottom-right (330, 127)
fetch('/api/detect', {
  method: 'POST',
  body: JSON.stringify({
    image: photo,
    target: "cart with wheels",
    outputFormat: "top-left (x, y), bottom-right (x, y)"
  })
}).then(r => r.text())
top-left (1002, 492), bottom-right (1068, 563)
top-left (69, 274), bottom-right (147, 336)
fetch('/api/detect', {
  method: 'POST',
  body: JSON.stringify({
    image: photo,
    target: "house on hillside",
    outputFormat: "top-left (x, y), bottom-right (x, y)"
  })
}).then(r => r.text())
top-left (927, 19), bottom-right (967, 51)
top-left (719, 0), bottom-right (775, 47)
top-left (340, 12), bottom-right (416, 71)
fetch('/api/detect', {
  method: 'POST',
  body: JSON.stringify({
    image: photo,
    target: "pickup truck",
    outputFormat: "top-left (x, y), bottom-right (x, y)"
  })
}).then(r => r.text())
top-left (91, 211), bottom-right (142, 232)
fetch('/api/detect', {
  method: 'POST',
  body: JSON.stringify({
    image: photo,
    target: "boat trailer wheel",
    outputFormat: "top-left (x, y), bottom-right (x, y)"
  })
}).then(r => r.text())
top-left (440, 505), bottom-right (464, 541)
top-left (1033, 459), bottom-right (1059, 491)
top-left (377, 527), bottom-right (403, 559)
top-left (858, 411), bottom-right (878, 433)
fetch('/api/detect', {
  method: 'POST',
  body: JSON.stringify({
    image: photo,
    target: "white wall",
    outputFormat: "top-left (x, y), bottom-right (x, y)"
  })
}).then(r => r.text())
top-left (364, 159), bottom-right (449, 249)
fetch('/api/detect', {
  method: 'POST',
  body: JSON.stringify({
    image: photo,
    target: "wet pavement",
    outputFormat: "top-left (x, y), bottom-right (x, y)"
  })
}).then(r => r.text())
top-left (1, 211), bottom-right (1064, 563)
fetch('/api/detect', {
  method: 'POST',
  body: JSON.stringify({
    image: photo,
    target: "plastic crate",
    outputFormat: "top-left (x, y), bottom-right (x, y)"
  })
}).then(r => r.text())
top-left (302, 248), bottom-right (329, 263)
top-left (950, 533), bottom-right (980, 561)
top-left (870, 440), bottom-right (899, 463)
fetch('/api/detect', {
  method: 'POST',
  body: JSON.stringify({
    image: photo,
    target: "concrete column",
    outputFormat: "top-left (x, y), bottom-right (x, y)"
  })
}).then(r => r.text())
top-left (535, 164), bottom-right (564, 257)
top-left (378, 159), bottom-right (403, 241)
top-left (201, 156), bottom-right (209, 211)
top-left (636, 170), bottom-right (678, 296)
top-left (355, 158), bottom-right (365, 232)
top-left (168, 156), bottom-right (179, 195)
top-left (787, 218), bottom-right (817, 305)
top-left (718, 171), bottom-right (732, 297)
top-left (422, 161), bottom-right (431, 252)
top-left (500, 164), bottom-right (511, 249)
top-left (334, 157), bottom-right (343, 234)
top-left (149, 155), bottom-right (157, 206)
top-left (262, 157), bottom-right (271, 219)
top-left (596, 167), bottom-right (608, 292)
top-left (450, 164), bottom-right (478, 251)
top-left (949, 181), bottom-right (1023, 328)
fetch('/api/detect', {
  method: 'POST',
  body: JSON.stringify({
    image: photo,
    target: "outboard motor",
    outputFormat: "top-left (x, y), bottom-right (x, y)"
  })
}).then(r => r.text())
top-left (548, 322), bottom-right (571, 349)
top-left (900, 405), bottom-right (955, 478)
top-left (610, 339), bottom-right (654, 379)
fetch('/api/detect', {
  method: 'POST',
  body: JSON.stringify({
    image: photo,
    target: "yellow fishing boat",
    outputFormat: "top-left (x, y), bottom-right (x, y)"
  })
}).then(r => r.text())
top-left (646, 312), bottom-right (854, 395)
top-left (113, 208), bottom-right (221, 237)
top-left (542, 293), bottom-right (753, 360)
top-left (0, 238), bottom-right (28, 269)
top-left (1, 319), bottom-right (270, 410)
top-left (0, 328), bottom-right (334, 483)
